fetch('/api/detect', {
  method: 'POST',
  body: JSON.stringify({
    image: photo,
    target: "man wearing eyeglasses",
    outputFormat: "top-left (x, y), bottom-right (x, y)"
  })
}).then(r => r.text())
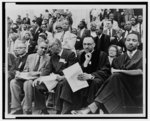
top-left (10, 41), bottom-right (50, 115)
top-left (71, 37), bottom-right (111, 112)
top-left (50, 37), bottom-right (110, 114)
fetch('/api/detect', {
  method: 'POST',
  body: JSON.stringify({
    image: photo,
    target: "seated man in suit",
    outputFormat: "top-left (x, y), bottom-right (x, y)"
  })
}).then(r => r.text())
top-left (10, 41), bottom-right (50, 114)
top-left (8, 42), bottom-right (28, 113)
top-left (33, 39), bottom-right (76, 114)
top-left (43, 37), bottom-right (110, 114)
top-left (72, 32), bottom-right (143, 114)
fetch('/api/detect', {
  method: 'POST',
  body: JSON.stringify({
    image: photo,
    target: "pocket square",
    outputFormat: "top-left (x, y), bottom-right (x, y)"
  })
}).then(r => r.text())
top-left (59, 58), bottom-right (67, 64)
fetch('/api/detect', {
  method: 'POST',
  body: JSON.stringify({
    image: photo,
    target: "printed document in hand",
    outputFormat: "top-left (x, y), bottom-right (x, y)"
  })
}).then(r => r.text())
top-left (40, 73), bottom-right (58, 92)
top-left (63, 63), bottom-right (89, 92)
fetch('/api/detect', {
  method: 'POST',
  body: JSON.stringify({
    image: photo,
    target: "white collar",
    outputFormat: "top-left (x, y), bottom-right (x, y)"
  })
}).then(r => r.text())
top-left (19, 52), bottom-right (27, 58)
top-left (98, 34), bottom-right (102, 39)
top-left (127, 49), bottom-right (137, 58)
top-left (58, 49), bottom-right (63, 57)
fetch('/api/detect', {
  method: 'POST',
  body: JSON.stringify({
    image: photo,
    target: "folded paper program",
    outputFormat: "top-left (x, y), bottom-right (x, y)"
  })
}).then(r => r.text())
top-left (63, 63), bottom-right (89, 92)
top-left (40, 73), bottom-right (58, 92)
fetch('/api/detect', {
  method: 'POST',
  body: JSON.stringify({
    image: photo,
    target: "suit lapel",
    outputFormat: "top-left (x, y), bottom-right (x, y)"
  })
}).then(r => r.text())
top-left (38, 55), bottom-right (47, 71)
top-left (33, 54), bottom-right (39, 70)
top-left (56, 49), bottom-right (67, 71)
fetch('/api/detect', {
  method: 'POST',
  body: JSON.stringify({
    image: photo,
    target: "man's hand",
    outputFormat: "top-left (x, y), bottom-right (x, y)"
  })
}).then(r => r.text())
top-left (32, 77), bottom-right (43, 87)
top-left (56, 75), bottom-right (65, 82)
top-left (15, 71), bottom-right (21, 79)
top-left (77, 73), bottom-right (93, 81)
top-left (85, 53), bottom-right (92, 62)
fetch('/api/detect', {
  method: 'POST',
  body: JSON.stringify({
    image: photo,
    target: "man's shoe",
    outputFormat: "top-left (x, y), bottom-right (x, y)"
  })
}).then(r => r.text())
top-left (39, 109), bottom-right (49, 114)
top-left (10, 109), bottom-right (23, 114)
top-left (23, 110), bottom-right (32, 114)
top-left (71, 107), bottom-right (91, 114)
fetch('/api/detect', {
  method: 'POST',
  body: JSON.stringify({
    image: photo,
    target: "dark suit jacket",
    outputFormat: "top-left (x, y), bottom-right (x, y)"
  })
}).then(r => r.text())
top-left (48, 49), bottom-right (76, 76)
top-left (8, 53), bottom-right (16, 80)
top-left (78, 50), bottom-right (111, 82)
top-left (95, 34), bottom-right (110, 54)
top-left (23, 17), bottom-right (31, 25)
top-left (75, 28), bottom-right (90, 50)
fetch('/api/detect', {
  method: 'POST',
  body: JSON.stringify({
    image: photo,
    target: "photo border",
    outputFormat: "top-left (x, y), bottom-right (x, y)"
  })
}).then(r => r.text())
top-left (2, 1), bottom-right (148, 119)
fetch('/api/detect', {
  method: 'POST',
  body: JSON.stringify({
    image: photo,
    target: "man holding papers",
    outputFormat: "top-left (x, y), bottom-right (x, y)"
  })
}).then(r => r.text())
top-left (10, 41), bottom-right (50, 114)
top-left (72, 32), bottom-right (143, 114)
top-left (67, 37), bottom-right (110, 114)
top-left (49, 37), bottom-right (110, 114)
top-left (33, 39), bottom-right (76, 114)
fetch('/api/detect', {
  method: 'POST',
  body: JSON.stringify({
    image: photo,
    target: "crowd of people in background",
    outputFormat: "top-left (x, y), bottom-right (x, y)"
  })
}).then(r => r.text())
top-left (7, 8), bottom-right (143, 115)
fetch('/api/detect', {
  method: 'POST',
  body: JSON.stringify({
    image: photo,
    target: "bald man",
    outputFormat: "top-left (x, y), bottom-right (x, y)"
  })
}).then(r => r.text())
top-left (50, 37), bottom-right (110, 114)
top-left (10, 41), bottom-right (51, 114)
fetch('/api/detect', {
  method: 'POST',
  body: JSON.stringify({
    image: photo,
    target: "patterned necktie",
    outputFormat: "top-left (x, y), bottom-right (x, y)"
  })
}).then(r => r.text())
top-left (34, 56), bottom-right (41, 71)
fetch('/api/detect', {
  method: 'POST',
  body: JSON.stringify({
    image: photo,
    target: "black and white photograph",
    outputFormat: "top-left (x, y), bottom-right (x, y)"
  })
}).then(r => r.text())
top-left (2, 1), bottom-right (148, 119)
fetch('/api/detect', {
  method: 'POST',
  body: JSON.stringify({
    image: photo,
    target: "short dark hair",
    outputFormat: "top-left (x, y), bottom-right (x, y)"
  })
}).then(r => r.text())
top-left (126, 32), bottom-right (140, 42)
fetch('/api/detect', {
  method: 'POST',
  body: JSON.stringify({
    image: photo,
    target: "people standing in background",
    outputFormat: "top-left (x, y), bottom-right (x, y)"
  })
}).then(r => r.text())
top-left (75, 20), bottom-right (90, 50)
top-left (108, 13), bottom-right (119, 30)
top-left (23, 13), bottom-right (31, 25)
top-left (130, 17), bottom-right (138, 32)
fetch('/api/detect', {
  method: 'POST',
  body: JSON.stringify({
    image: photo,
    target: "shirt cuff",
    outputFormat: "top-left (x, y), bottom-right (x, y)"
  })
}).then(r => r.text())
top-left (88, 102), bottom-right (98, 113)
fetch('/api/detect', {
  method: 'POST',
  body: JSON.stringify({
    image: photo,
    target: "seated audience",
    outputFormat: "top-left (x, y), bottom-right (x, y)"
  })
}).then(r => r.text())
top-left (10, 41), bottom-right (50, 114)
top-left (33, 39), bottom-right (76, 114)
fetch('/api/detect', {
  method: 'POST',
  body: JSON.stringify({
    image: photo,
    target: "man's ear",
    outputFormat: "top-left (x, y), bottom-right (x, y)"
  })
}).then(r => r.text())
top-left (93, 43), bottom-right (96, 48)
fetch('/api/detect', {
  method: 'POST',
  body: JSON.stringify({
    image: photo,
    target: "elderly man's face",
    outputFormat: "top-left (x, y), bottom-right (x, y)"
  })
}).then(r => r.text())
top-left (37, 42), bottom-right (47, 56)
top-left (125, 34), bottom-right (139, 52)
top-left (83, 38), bottom-right (95, 53)
top-left (16, 43), bottom-right (26, 55)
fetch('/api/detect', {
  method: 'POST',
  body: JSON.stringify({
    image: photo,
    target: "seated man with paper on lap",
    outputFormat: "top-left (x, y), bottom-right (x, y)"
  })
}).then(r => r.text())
top-left (33, 39), bottom-right (76, 114)
top-left (10, 41), bottom-right (50, 115)
top-left (48, 37), bottom-right (110, 114)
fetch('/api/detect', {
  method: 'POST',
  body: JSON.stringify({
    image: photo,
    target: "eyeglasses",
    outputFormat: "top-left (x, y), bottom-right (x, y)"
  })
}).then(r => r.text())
top-left (83, 43), bottom-right (94, 46)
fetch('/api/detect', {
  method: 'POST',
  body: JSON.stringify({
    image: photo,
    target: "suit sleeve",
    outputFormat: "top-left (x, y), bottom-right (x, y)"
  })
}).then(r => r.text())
top-left (23, 56), bottom-right (30, 72)
top-left (92, 52), bottom-right (111, 82)
top-left (67, 52), bottom-right (77, 67)
top-left (40, 57), bottom-right (53, 76)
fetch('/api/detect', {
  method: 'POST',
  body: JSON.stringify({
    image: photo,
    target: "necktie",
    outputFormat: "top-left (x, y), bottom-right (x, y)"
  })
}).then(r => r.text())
top-left (109, 29), bottom-right (111, 37)
top-left (34, 56), bottom-right (41, 71)
top-left (60, 31), bottom-right (65, 42)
